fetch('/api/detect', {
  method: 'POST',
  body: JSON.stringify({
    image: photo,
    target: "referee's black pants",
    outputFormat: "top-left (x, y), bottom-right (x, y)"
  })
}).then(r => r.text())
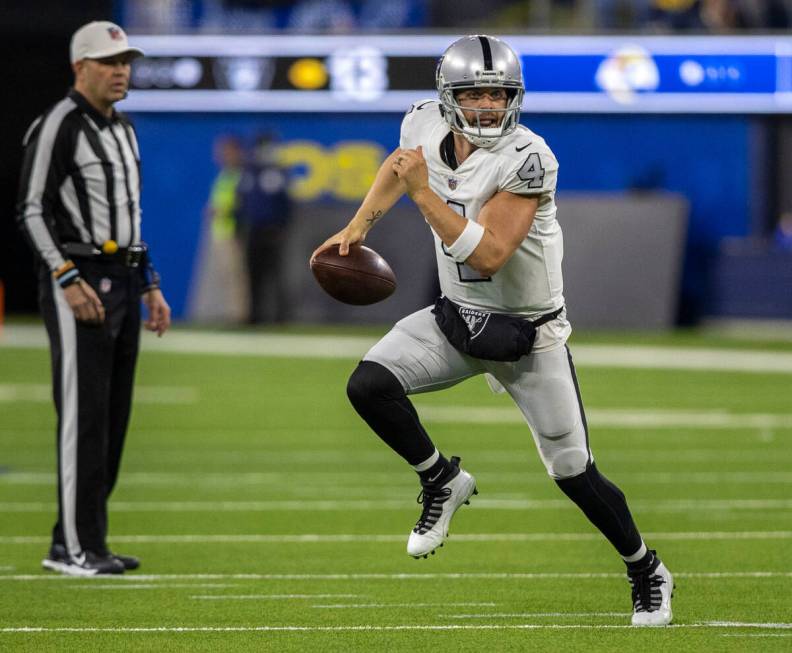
top-left (39, 258), bottom-right (141, 557)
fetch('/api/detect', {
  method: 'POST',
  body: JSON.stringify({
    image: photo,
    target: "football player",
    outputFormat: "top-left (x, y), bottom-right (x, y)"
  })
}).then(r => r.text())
top-left (312, 34), bottom-right (673, 626)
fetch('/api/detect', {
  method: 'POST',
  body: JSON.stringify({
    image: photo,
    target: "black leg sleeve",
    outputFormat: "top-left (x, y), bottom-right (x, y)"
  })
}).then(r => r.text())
top-left (347, 361), bottom-right (437, 465)
top-left (556, 462), bottom-right (643, 557)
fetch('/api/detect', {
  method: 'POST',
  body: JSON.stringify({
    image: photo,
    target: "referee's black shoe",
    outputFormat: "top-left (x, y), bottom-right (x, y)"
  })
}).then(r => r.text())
top-left (42, 544), bottom-right (124, 576)
top-left (94, 546), bottom-right (141, 570)
top-left (109, 552), bottom-right (140, 571)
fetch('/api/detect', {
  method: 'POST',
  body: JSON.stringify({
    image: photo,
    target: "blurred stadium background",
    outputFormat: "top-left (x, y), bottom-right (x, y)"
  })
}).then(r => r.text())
top-left (1, 1), bottom-right (792, 649)
top-left (2, 0), bottom-right (792, 327)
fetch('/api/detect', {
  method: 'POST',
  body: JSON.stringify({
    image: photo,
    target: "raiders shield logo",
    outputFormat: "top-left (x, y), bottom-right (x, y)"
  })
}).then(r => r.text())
top-left (447, 177), bottom-right (459, 190)
top-left (458, 306), bottom-right (490, 340)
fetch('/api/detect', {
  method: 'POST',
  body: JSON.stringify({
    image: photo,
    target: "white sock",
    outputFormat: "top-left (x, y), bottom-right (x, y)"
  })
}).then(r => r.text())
top-left (411, 449), bottom-right (439, 472)
top-left (622, 542), bottom-right (648, 564)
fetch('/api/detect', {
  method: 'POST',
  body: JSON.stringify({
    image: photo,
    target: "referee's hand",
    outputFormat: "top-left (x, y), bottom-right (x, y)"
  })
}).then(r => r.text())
top-left (142, 288), bottom-right (171, 337)
top-left (63, 279), bottom-right (105, 325)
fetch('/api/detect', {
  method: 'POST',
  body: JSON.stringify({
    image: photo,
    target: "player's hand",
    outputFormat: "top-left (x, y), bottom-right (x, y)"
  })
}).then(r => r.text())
top-left (142, 288), bottom-right (171, 337)
top-left (392, 146), bottom-right (430, 198)
top-left (63, 279), bottom-right (105, 325)
top-left (311, 222), bottom-right (367, 260)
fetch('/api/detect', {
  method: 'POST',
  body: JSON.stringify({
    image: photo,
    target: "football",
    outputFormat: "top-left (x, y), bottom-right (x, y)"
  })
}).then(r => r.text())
top-left (310, 244), bottom-right (397, 305)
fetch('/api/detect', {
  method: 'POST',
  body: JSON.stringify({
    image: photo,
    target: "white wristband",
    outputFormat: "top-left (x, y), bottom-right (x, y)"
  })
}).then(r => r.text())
top-left (446, 220), bottom-right (484, 262)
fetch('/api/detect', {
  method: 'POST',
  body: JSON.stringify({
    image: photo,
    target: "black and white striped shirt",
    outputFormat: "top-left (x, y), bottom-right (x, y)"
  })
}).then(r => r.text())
top-left (17, 89), bottom-right (144, 273)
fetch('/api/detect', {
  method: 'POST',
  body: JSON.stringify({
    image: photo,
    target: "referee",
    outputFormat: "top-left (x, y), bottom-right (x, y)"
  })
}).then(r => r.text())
top-left (16, 21), bottom-right (171, 575)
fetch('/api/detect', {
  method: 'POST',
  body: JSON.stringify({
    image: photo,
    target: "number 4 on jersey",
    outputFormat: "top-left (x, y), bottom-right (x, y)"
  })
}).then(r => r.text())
top-left (517, 153), bottom-right (545, 189)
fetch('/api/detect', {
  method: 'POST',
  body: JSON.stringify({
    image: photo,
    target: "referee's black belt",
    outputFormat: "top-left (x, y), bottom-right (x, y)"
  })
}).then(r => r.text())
top-left (63, 242), bottom-right (146, 268)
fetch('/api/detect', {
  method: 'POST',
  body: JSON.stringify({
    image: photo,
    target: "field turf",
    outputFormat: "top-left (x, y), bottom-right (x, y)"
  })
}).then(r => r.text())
top-left (1, 326), bottom-right (790, 651)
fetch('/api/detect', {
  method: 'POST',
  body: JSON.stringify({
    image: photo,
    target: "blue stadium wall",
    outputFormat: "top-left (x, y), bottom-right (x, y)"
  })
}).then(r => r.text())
top-left (132, 112), bottom-right (754, 320)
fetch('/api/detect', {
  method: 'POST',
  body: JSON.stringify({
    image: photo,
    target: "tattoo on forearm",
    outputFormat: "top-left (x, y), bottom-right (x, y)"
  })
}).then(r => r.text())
top-left (366, 210), bottom-right (383, 226)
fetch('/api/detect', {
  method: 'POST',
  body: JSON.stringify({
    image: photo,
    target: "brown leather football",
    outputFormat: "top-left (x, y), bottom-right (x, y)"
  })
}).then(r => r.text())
top-left (310, 244), bottom-right (396, 305)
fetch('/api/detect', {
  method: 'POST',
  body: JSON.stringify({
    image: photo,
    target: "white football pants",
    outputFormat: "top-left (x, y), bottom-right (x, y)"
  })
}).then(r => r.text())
top-left (364, 306), bottom-right (593, 479)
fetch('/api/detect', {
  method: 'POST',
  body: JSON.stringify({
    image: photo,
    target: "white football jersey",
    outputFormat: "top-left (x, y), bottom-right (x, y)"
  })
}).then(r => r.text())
top-left (400, 99), bottom-right (566, 326)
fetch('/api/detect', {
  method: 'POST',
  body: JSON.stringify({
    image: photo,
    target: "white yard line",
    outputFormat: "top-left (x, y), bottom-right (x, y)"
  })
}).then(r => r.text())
top-left (75, 584), bottom-right (238, 590)
top-left (1, 622), bottom-right (791, 633)
top-left (0, 384), bottom-right (197, 404)
top-left (312, 602), bottom-right (497, 609)
top-left (467, 499), bottom-right (792, 512)
top-left (64, 449), bottom-right (792, 464)
top-left (2, 571), bottom-right (790, 582)
top-left (3, 470), bottom-right (792, 486)
top-left (0, 531), bottom-right (792, 545)
top-left (443, 612), bottom-right (628, 618)
top-left (569, 346), bottom-right (792, 374)
top-left (0, 327), bottom-right (378, 359)
top-left (708, 622), bottom-right (792, 629)
top-left (2, 448), bottom-right (790, 473)
top-left (2, 498), bottom-right (791, 513)
top-left (2, 531), bottom-right (791, 546)
top-left (4, 325), bottom-right (792, 373)
top-left (705, 320), bottom-right (792, 342)
top-left (4, 448), bottom-right (779, 465)
top-left (190, 594), bottom-right (361, 600)
top-left (722, 634), bottom-right (792, 638)
top-left (417, 405), bottom-right (792, 429)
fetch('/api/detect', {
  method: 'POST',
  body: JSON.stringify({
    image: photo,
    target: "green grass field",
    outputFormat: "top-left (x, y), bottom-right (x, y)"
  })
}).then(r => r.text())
top-left (1, 325), bottom-right (791, 651)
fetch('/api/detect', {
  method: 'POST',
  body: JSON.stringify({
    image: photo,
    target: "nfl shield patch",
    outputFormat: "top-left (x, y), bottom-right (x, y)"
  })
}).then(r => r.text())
top-left (100, 277), bottom-right (112, 294)
top-left (447, 177), bottom-right (458, 191)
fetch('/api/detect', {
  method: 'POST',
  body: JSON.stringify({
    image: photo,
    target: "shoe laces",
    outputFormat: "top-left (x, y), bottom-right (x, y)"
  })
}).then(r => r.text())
top-left (628, 565), bottom-right (665, 613)
top-left (413, 485), bottom-right (452, 535)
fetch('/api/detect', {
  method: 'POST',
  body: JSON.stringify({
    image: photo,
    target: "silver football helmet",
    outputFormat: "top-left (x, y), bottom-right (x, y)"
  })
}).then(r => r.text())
top-left (436, 35), bottom-right (524, 148)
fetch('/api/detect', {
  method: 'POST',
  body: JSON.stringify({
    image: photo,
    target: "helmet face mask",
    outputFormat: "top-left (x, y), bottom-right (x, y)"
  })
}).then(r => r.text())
top-left (436, 35), bottom-right (525, 149)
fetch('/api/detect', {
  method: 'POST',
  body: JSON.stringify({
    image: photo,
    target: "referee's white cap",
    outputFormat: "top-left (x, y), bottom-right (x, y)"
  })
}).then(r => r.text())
top-left (70, 21), bottom-right (144, 64)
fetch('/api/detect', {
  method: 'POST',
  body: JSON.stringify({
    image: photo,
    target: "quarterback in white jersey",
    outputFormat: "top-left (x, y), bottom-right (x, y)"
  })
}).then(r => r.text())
top-left (401, 98), bottom-right (563, 317)
top-left (313, 35), bottom-right (673, 626)
top-left (398, 97), bottom-right (569, 352)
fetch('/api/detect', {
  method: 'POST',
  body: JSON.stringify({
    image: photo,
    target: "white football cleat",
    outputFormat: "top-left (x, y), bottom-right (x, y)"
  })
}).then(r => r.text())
top-left (628, 553), bottom-right (674, 626)
top-left (407, 456), bottom-right (477, 559)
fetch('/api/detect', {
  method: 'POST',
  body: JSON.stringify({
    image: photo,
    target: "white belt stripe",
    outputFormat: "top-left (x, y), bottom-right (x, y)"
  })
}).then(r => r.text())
top-left (53, 279), bottom-right (80, 557)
